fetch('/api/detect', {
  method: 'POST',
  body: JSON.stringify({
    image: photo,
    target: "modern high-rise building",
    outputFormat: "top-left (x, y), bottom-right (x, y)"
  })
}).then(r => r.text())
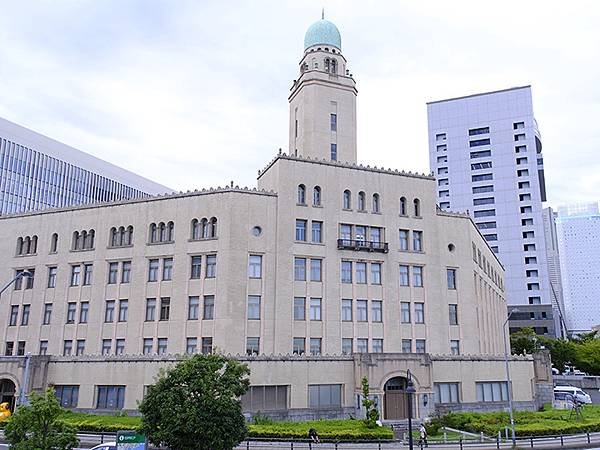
top-left (555, 202), bottom-right (600, 334)
top-left (427, 86), bottom-right (555, 336)
top-left (541, 207), bottom-right (567, 337)
top-left (0, 117), bottom-right (171, 215)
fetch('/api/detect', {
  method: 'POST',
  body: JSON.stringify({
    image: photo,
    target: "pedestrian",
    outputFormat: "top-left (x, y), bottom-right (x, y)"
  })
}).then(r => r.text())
top-left (308, 428), bottom-right (320, 444)
top-left (418, 423), bottom-right (428, 448)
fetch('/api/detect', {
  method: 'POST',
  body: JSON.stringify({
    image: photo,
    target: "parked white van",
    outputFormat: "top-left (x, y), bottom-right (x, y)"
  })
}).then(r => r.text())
top-left (554, 386), bottom-right (592, 404)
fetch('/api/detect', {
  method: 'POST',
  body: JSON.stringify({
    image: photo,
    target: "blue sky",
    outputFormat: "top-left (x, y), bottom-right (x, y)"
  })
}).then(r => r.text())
top-left (1, 0), bottom-right (598, 206)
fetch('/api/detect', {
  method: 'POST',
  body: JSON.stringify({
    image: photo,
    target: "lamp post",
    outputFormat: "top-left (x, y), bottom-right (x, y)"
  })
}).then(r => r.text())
top-left (0, 271), bottom-right (33, 407)
top-left (503, 308), bottom-right (518, 447)
top-left (406, 369), bottom-right (416, 450)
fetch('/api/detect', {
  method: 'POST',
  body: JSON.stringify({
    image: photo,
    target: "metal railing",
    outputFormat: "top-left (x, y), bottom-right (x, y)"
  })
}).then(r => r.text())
top-left (337, 239), bottom-right (389, 253)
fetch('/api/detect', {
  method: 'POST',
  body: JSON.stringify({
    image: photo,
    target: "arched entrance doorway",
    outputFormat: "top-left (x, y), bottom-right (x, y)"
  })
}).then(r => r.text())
top-left (384, 376), bottom-right (411, 420)
top-left (0, 379), bottom-right (16, 412)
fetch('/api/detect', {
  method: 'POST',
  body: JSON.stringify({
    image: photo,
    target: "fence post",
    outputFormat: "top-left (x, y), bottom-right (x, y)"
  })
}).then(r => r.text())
top-left (505, 427), bottom-right (509, 440)
top-left (480, 432), bottom-right (484, 442)
top-left (246, 440), bottom-right (249, 450)
top-left (560, 434), bottom-right (564, 447)
top-left (309, 442), bottom-right (312, 450)
top-left (496, 433), bottom-right (500, 449)
top-left (378, 439), bottom-right (382, 450)
top-left (587, 432), bottom-right (591, 444)
top-left (291, 442), bottom-right (293, 450)
top-left (460, 437), bottom-right (463, 450)
top-left (335, 442), bottom-right (338, 450)
top-left (530, 436), bottom-right (534, 448)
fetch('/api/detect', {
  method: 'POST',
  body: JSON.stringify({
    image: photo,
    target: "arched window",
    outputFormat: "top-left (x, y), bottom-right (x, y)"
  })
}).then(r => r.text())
top-left (110, 227), bottom-right (118, 247)
top-left (118, 226), bottom-right (125, 246)
top-left (297, 184), bottom-right (306, 205)
top-left (358, 191), bottom-right (366, 211)
top-left (373, 193), bottom-right (380, 213)
top-left (167, 222), bottom-right (174, 241)
top-left (72, 231), bottom-right (80, 250)
top-left (331, 59), bottom-right (337, 74)
top-left (159, 223), bottom-right (167, 242)
top-left (400, 197), bottom-right (407, 216)
top-left (201, 218), bottom-right (209, 239)
top-left (414, 199), bottom-right (421, 217)
top-left (191, 219), bottom-right (200, 240)
top-left (313, 186), bottom-right (321, 206)
top-left (324, 58), bottom-right (330, 72)
top-left (149, 223), bottom-right (157, 243)
top-left (209, 217), bottom-right (217, 238)
top-left (126, 226), bottom-right (134, 245)
top-left (80, 231), bottom-right (87, 250)
top-left (343, 190), bottom-right (351, 209)
top-left (16, 237), bottom-right (23, 256)
top-left (50, 233), bottom-right (58, 253)
top-left (23, 236), bottom-right (31, 255)
top-left (86, 230), bottom-right (95, 249)
top-left (31, 236), bottom-right (37, 254)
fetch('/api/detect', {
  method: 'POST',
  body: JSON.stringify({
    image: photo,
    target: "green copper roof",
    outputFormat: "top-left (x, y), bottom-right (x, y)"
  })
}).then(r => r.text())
top-left (304, 19), bottom-right (341, 51)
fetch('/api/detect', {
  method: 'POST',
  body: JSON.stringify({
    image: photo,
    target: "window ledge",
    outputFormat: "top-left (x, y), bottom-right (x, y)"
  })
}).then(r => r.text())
top-left (107, 244), bottom-right (134, 249)
top-left (147, 241), bottom-right (175, 246)
top-left (70, 248), bottom-right (95, 253)
top-left (296, 203), bottom-right (308, 207)
top-left (189, 237), bottom-right (218, 242)
top-left (15, 253), bottom-right (37, 258)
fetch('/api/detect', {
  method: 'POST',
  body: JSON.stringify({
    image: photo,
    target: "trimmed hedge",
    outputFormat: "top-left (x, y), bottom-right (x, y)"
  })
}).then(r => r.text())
top-left (247, 419), bottom-right (394, 441)
top-left (439, 406), bottom-right (600, 437)
top-left (59, 412), bottom-right (140, 433)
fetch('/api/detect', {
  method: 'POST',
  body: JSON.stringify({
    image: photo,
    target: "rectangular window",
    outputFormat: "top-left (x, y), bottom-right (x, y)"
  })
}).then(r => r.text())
top-left (205, 255), bottom-right (217, 278)
top-left (371, 263), bottom-right (382, 284)
top-left (439, 190), bottom-right (449, 197)
top-left (438, 178), bottom-right (449, 186)
top-left (143, 338), bottom-right (153, 355)
top-left (447, 269), bottom-right (457, 289)
top-left (162, 258), bottom-right (173, 281)
top-left (473, 197), bottom-right (495, 206)
top-left (145, 298), bottom-right (156, 321)
top-left (246, 337), bottom-right (260, 356)
top-left (186, 337), bottom-right (198, 354)
top-left (39, 340), bottom-right (48, 355)
top-left (474, 209), bottom-right (496, 218)
top-left (148, 259), bottom-right (159, 282)
top-left (295, 219), bottom-right (307, 241)
top-left (308, 384), bottom-right (342, 408)
top-left (449, 304), bottom-right (458, 325)
top-left (413, 266), bottom-right (423, 287)
top-left (43, 303), bottom-right (52, 325)
top-left (371, 300), bottom-right (382, 322)
top-left (47, 267), bottom-right (57, 288)
top-left (414, 303), bottom-right (425, 324)
top-left (476, 382), bottom-right (508, 402)
top-left (108, 262), bottom-right (118, 284)
top-left (310, 259), bottom-right (322, 282)
top-left (79, 302), bottom-right (89, 323)
top-left (356, 338), bottom-right (368, 353)
top-left (514, 122), bottom-right (525, 130)
top-left (203, 295), bottom-right (215, 319)
top-left (484, 234), bottom-right (498, 242)
top-left (66, 302), bottom-right (76, 324)
top-left (472, 173), bottom-right (493, 182)
top-left (342, 338), bottom-right (353, 355)
top-left (341, 261), bottom-right (352, 283)
top-left (101, 339), bottom-right (112, 355)
top-left (188, 296), bottom-right (199, 320)
top-left (190, 256), bottom-right (202, 279)
top-left (160, 298), bottom-right (170, 321)
top-left (514, 133), bottom-right (526, 141)
top-left (399, 265), bottom-right (409, 286)
top-left (96, 386), bottom-right (125, 410)
top-left (63, 340), bottom-right (72, 356)
top-left (248, 255), bottom-right (262, 278)
top-left (472, 185), bottom-right (494, 194)
top-left (340, 224), bottom-right (352, 241)
top-left (402, 339), bottom-right (412, 353)
top-left (471, 162), bottom-right (493, 170)
top-left (247, 295), bottom-right (261, 320)
top-left (121, 261), bottom-right (131, 283)
top-left (310, 338), bottom-right (322, 355)
top-left (518, 181), bottom-right (530, 189)
top-left (469, 138), bottom-right (490, 147)
top-left (312, 221), bottom-right (322, 243)
top-left (400, 302), bottom-right (411, 323)
top-left (399, 229), bottom-right (409, 250)
top-left (294, 257), bottom-right (306, 281)
top-left (469, 127), bottom-right (489, 136)
top-left (435, 383), bottom-right (460, 404)
top-left (19, 304), bottom-right (30, 326)
top-left (413, 231), bottom-right (423, 252)
top-left (293, 337), bottom-right (305, 355)
top-left (415, 339), bottom-right (426, 354)
top-left (437, 144), bottom-right (447, 152)
top-left (202, 337), bottom-right (212, 355)
top-left (54, 385), bottom-right (79, 408)
top-left (372, 339), bottom-right (383, 353)
top-left (4, 342), bottom-right (13, 356)
top-left (70, 265), bottom-right (81, 286)
top-left (517, 169), bottom-right (529, 177)
top-left (309, 298), bottom-right (322, 321)
top-left (477, 221), bottom-right (497, 229)
top-left (437, 155), bottom-right (448, 163)
top-left (118, 300), bottom-right (128, 322)
top-left (241, 385), bottom-right (288, 412)
top-left (436, 133), bottom-right (446, 141)
top-left (356, 300), bottom-right (368, 322)
top-left (157, 338), bottom-right (168, 355)
top-left (330, 113), bottom-right (337, 131)
top-left (470, 150), bottom-right (492, 158)
top-left (293, 297), bottom-right (306, 321)
top-left (341, 299), bottom-right (352, 321)
top-left (355, 262), bottom-right (367, 284)
top-left (330, 143), bottom-right (337, 161)
top-left (115, 339), bottom-right (125, 355)
top-left (450, 340), bottom-right (460, 355)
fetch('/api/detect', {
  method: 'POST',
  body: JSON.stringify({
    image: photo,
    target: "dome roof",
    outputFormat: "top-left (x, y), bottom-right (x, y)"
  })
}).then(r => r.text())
top-left (304, 19), bottom-right (341, 51)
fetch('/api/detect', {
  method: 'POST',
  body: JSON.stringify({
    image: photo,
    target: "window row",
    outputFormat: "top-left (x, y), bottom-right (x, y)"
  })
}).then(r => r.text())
top-left (339, 260), bottom-right (382, 284)
top-left (295, 219), bottom-right (323, 243)
top-left (15, 235), bottom-right (38, 256)
top-left (471, 243), bottom-right (503, 290)
top-left (434, 381), bottom-right (508, 405)
top-left (341, 190), bottom-right (381, 213)
top-left (297, 185), bottom-right (322, 207)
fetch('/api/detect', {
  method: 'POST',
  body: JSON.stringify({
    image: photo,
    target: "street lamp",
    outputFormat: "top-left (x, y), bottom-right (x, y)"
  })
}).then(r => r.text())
top-left (406, 369), bottom-right (416, 450)
top-left (0, 271), bottom-right (33, 297)
top-left (503, 308), bottom-right (519, 447)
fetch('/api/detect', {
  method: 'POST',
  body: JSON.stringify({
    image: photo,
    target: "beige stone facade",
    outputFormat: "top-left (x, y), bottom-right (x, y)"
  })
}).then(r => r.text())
top-left (0, 17), bottom-right (551, 420)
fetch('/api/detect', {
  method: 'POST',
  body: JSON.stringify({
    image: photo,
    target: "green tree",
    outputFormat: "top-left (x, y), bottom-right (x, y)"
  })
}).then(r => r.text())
top-left (361, 376), bottom-right (380, 428)
top-left (139, 353), bottom-right (250, 450)
top-left (510, 327), bottom-right (539, 355)
top-left (4, 388), bottom-right (79, 450)
top-left (573, 339), bottom-right (600, 375)
top-left (539, 337), bottom-right (574, 373)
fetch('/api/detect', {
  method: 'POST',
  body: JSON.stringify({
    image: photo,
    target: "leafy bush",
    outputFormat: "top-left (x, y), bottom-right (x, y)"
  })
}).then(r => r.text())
top-left (248, 419), bottom-right (393, 441)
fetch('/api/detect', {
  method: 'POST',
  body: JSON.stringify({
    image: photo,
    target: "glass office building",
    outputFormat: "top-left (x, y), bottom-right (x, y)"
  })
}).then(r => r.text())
top-left (0, 117), bottom-right (170, 215)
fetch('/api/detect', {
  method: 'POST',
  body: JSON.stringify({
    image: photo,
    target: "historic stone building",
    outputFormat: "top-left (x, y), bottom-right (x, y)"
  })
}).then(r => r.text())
top-left (0, 17), bottom-right (551, 420)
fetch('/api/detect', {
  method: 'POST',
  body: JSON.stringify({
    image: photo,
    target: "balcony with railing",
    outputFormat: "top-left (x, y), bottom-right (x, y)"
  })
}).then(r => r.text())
top-left (337, 238), bottom-right (389, 253)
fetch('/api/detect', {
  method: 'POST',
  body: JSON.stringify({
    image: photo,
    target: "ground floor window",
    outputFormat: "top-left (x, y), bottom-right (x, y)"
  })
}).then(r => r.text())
top-left (434, 382), bottom-right (460, 404)
top-left (476, 382), bottom-right (508, 402)
top-left (96, 385), bottom-right (125, 409)
top-left (54, 385), bottom-right (79, 408)
top-left (241, 385), bottom-right (288, 412)
top-left (308, 384), bottom-right (342, 409)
